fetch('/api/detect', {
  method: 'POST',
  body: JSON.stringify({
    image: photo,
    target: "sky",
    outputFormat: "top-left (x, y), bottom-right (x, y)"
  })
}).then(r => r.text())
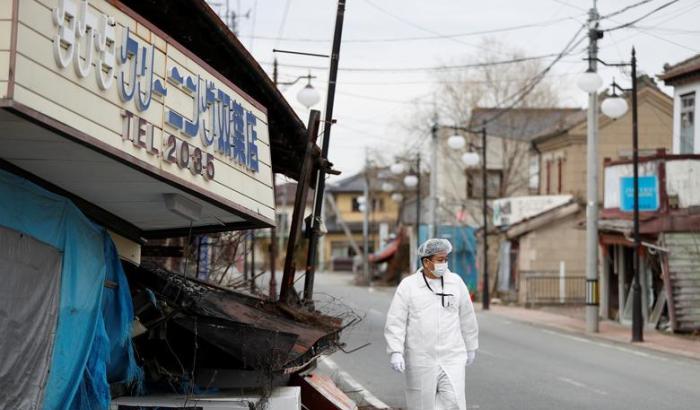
top-left (208, 0), bottom-right (700, 182)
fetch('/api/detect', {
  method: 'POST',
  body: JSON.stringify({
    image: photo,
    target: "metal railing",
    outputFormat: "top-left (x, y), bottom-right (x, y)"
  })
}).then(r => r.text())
top-left (524, 274), bottom-right (587, 305)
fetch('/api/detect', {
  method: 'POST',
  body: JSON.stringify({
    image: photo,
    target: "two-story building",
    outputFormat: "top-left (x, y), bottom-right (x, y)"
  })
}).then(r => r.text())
top-left (496, 77), bottom-right (673, 305)
top-left (324, 168), bottom-right (401, 273)
top-left (589, 54), bottom-right (700, 333)
top-left (438, 107), bottom-right (585, 298)
top-left (659, 53), bottom-right (700, 154)
top-left (599, 152), bottom-right (700, 332)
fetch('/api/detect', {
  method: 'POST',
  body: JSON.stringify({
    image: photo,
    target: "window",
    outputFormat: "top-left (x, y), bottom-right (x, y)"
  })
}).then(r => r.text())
top-left (372, 198), bottom-right (385, 212)
top-left (467, 170), bottom-right (502, 198)
top-left (528, 156), bottom-right (540, 193)
top-left (557, 158), bottom-right (564, 193)
top-left (545, 160), bottom-right (551, 194)
top-left (680, 92), bottom-right (695, 154)
top-left (351, 196), bottom-right (362, 212)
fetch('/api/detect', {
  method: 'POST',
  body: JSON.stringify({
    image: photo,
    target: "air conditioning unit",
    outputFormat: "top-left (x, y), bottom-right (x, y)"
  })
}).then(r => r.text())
top-left (110, 387), bottom-right (300, 410)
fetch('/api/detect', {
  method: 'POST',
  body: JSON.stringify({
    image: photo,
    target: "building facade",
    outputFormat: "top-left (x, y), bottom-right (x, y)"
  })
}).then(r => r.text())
top-left (0, 0), bottom-right (315, 407)
top-left (497, 79), bottom-right (673, 304)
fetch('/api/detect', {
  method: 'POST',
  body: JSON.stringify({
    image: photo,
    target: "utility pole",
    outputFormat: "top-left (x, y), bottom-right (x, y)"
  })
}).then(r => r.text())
top-left (585, 0), bottom-right (602, 333)
top-left (481, 126), bottom-right (490, 310)
top-left (630, 48), bottom-right (644, 342)
top-left (429, 119), bottom-right (439, 238)
top-left (363, 148), bottom-right (370, 284)
top-left (302, 0), bottom-right (346, 303)
top-left (415, 153), bottom-right (421, 247)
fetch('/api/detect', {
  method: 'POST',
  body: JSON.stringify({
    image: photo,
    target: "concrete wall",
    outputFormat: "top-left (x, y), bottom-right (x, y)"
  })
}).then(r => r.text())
top-left (517, 210), bottom-right (586, 276)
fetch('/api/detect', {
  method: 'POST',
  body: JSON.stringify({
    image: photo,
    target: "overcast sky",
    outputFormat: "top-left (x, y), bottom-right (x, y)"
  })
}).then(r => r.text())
top-left (209, 0), bottom-right (700, 182)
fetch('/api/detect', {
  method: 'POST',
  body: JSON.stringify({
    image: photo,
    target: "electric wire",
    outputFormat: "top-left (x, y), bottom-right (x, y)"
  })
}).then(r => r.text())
top-left (603, 0), bottom-right (681, 32)
top-left (601, 0), bottom-right (655, 19)
top-left (261, 52), bottom-right (579, 73)
top-left (239, 14), bottom-right (585, 44)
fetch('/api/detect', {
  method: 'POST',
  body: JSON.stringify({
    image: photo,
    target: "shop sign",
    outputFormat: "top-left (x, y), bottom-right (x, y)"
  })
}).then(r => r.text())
top-left (620, 176), bottom-right (659, 212)
top-left (50, 0), bottom-right (261, 181)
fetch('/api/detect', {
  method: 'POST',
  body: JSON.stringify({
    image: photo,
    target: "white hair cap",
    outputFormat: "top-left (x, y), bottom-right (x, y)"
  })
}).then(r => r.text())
top-left (417, 238), bottom-right (453, 258)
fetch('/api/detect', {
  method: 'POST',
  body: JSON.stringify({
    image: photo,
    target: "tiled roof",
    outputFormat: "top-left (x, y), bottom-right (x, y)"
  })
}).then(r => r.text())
top-left (659, 53), bottom-right (700, 84)
top-left (468, 107), bottom-right (584, 142)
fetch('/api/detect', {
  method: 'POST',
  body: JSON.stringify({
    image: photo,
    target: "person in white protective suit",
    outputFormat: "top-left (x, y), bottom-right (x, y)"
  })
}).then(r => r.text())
top-left (384, 238), bottom-right (479, 410)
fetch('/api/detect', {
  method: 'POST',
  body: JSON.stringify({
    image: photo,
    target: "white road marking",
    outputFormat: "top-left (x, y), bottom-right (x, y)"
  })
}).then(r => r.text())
top-left (557, 376), bottom-right (608, 396)
top-left (540, 329), bottom-right (663, 360)
top-left (321, 356), bottom-right (391, 409)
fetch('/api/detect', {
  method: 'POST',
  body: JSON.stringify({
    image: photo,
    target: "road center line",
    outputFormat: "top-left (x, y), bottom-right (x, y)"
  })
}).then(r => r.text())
top-left (557, 376), bottom-right (608, 396)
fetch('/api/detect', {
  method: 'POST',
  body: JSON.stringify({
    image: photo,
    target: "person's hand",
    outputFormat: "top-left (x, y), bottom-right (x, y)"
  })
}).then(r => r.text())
top-left (390, 352), bottom-right (405, 373)
top-left (466, 350), bottom-right (477, 367)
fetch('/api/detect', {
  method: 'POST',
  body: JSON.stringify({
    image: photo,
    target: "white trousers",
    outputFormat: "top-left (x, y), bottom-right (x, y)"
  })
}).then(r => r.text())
top-left (435, 369), bottom-right (460, 410)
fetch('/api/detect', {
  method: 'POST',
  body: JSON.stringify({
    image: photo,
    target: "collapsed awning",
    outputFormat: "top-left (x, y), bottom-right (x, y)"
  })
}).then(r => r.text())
top-left (124, 263), bottom-right (343, 389)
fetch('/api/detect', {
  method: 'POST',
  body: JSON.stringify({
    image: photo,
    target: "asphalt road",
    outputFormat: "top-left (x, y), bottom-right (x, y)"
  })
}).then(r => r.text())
top-left (314, 271), bottom-right (700, 410)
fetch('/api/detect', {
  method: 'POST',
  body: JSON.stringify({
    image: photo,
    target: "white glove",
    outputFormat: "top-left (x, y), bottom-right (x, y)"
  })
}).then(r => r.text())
top-left (466, 350), bottom-right (477, 367)
top-left (390, 352), bottom-right (405, 373)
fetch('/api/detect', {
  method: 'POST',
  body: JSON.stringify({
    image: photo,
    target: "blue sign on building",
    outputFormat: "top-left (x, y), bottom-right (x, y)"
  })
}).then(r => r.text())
top-left (620, 176), bottom-right (659, 212)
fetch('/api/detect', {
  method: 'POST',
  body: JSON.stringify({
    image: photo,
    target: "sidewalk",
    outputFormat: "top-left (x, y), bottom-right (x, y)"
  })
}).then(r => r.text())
top-left (486, 303), bottom-right (700, 361)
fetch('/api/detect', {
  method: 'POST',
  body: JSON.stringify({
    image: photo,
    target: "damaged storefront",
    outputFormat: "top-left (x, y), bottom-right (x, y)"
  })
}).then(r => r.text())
top-left (0, 0), bottom-right (345, 408)
top-left (600, 152), bottom-right (700, 333)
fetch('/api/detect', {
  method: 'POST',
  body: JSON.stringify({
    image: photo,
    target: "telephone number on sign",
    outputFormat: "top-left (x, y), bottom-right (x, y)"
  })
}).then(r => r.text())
top-left (163, 134), bottom-right (215, 180)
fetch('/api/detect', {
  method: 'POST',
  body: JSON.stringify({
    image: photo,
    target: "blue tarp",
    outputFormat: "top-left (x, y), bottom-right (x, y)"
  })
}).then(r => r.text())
top-left (0, 169), bottom-right (141, 409)
top-left (419, 224), bottom-right (478, 291)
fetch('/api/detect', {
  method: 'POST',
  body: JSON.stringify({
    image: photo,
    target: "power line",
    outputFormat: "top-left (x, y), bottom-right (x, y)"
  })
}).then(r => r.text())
top-left (472, 24), bottom-right (587, 129)
top-left (604, 0), bottom-right (681, 32)
top-left (261, 52), bottom-right (578, 73)
top-left (601, 0), bottom-right (654, 19)
top-left (274, 0), bottom-right (292, 49)
top-left (240, 14), bottom-right (585, 44)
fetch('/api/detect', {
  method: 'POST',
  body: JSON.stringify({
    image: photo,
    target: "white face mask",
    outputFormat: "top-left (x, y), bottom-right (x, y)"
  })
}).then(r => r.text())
top-left (432, 262), bottom-right (448, 277)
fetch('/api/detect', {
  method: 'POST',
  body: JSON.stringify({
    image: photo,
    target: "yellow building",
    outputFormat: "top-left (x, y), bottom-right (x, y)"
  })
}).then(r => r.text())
top-left (323, 170), bottom-right (401, 271)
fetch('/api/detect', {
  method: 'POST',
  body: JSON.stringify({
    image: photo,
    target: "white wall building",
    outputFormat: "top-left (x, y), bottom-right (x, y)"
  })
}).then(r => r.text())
top-left (660, 54), bottom-right (700, 154)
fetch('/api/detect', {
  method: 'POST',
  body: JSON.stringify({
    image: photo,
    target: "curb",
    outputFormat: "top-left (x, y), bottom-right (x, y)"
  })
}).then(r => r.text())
top-left (318, 356), bottom-right (392, 409)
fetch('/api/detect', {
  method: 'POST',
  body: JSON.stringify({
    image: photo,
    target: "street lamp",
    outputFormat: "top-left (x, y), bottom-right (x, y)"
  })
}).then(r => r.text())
top-left (576, 57), bottom-right (605, 335)
top-left (448, 134), bottom-right (466, 150)
top-left (596, 48), bottom-right (643, 343)
top-left (392, 155), bottom-right (421, 274)
top-left (275, 70), bottom-right (321, 109)
top-left (576, 69), bottom-right (604, 94)
top-left (440, 125), bottom-right (490, 310)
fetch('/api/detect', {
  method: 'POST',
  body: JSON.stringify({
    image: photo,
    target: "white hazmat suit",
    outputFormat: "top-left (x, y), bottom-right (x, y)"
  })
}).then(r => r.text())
top-left (384, 268), bottom-right (479, 410)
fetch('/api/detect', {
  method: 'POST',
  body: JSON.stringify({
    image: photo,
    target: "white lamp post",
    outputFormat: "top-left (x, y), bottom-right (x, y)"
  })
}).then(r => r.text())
top-left (576, 64), bottom-right (604, 334)
top-left (382, 182), bottom-right (394, 192)
top-left (391, 192), bottom-right (403, 203)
